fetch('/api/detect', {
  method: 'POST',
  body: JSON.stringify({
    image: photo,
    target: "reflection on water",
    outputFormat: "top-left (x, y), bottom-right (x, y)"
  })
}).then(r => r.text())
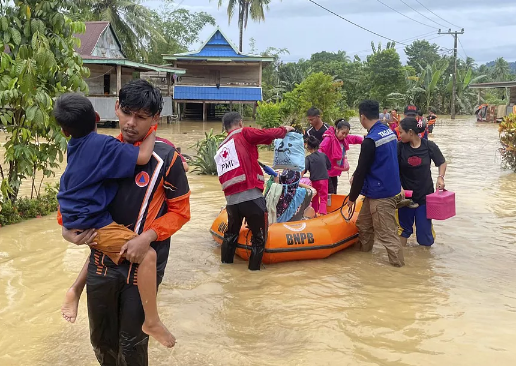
top-left (1, 117), bottom-right (516, 366)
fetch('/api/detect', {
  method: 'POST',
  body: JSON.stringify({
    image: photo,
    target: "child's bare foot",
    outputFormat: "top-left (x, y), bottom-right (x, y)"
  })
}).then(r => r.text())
top-left (61, 287), bottom-right (80, 323)
top-left (142, 321), bottom-right (176, 348)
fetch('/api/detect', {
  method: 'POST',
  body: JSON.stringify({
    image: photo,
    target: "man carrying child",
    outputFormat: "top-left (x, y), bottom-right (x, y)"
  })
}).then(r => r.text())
top-left (58, 79), bottom-right (190, 365)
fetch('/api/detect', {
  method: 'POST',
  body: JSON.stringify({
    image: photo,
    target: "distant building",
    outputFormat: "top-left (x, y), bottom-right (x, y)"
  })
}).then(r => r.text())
top-left (75, 21), bottom-right (185, 121)
top-left (163, 27), bottom-right (274, 121)
top-left (470, 81), bottom-right (516, 122)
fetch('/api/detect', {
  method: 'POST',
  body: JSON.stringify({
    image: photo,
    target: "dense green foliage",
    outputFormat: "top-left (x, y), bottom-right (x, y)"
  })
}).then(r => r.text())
top-left (0, 183), bottom-right (58, 226)
top-left (499, 114), bottom-right (516, 172)
top-left (259, 39), bottom-right (514, 117)
top-left (68, 0), bottom-right (216, 62)
top-left (147, 5), bottom-right (215, 64)
top-left (0, 0), bottom-right (89, 204)
top-left (257, 72), bottom-right (354, 130)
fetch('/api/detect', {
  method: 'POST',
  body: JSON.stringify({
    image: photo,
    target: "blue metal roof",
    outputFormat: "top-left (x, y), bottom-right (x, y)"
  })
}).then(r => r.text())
top-left (164, 28), bottom-right (274, 62)
top-left (173, 86), bottom-right (262, 101)
top-left (187, 31), bottom-right (243, 58)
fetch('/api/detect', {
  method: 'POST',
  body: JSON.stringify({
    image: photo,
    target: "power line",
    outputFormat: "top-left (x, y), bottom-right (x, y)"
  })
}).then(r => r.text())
top-left (412, 0), bottom-right (463, 30)
top-left (306, 0), bottom-right (410, 46)
top-left (375, 0), bottom-right (439, 30)
top-left (398, 0), bottom-right (449, 29)
top-left (458, 38), bottom-right (468, 59)
top-left (349, 32), bottom-right (436, 56)
top-left (354, 34), bottom-right (447, 57)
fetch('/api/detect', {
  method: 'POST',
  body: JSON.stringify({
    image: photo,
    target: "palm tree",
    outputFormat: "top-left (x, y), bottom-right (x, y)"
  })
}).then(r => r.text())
top-left (217, 0), bottom-right (273, 52)
top-left (491, 57), bottom-right (512, 82)
top-left (73, 0), bottom-right (164, 61)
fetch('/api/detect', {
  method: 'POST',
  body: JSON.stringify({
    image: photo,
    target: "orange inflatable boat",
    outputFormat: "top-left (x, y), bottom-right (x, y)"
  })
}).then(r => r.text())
top-left (210, 195), bottom-right (363, 264)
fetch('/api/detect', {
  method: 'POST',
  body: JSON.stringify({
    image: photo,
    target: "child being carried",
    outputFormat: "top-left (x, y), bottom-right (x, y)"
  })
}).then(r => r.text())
top-left (56, 94), bottom-right (175, 348)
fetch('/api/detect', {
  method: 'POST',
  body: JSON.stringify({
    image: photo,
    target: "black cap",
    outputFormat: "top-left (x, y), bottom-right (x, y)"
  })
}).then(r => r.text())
top-left (404, 105), bottom-right (418, 116)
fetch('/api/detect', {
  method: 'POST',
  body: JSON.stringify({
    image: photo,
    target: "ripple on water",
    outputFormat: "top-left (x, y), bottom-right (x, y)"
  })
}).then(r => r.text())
top-left (1, 118), bottom-right (516, 366)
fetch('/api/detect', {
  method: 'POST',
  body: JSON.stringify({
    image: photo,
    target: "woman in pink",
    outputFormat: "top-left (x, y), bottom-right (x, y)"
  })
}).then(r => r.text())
top-left (319, 119), bottom-right (364, 194)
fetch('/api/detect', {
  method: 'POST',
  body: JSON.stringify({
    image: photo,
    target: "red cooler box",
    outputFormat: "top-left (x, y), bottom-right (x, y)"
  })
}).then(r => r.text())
top-left (426, 190), bottom-right (455, 220)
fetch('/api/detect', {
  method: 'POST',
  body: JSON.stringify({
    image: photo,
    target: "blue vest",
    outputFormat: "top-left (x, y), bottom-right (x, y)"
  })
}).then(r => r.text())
top-left (361, 121), bottom-right (401, 199)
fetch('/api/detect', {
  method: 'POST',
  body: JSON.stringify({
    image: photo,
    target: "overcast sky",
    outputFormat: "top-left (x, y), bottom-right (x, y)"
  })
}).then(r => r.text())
top-left (146, 0), bottom-right (516, 65)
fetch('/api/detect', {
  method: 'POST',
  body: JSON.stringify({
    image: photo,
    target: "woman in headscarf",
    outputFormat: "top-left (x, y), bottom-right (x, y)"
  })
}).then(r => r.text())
top-left (276, 170), bottom-right (313, 223)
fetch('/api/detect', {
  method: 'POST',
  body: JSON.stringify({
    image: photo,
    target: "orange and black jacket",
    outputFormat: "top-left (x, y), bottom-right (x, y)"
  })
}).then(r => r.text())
top-left (58, 128), bottom-right (191, 273)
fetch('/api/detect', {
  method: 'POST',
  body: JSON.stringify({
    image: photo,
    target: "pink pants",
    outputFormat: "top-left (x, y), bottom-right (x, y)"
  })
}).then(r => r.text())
top-left (311, 179), bottom-right (329, 214)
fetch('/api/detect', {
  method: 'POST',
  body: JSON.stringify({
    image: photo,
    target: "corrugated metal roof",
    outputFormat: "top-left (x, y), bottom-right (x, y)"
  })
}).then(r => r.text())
top-left (164, 28), bottom-right (273, 62)
top-left (189, 31), bottom-right (243, 58)
top-left (469, 81), bottom-right (516, 89)
top-left (75, 21), bottom-right (110, 56)
top-left (173, 86), bottom-right (262, 101)
top-left (83, 58), bottom-right (186, 74)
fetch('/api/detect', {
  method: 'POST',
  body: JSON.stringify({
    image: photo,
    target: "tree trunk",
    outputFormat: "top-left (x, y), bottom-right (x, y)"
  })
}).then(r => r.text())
top-left (6, 161), bottom-right (20, 204)
top-left (239, 18), bottom-right (243, 52)
top-left (238, 6), bottom-right (244, 52)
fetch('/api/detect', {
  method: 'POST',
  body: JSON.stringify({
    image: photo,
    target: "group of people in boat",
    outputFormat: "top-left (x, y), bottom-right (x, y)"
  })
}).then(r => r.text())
top-left (215, 100), bottom-right (447, 270)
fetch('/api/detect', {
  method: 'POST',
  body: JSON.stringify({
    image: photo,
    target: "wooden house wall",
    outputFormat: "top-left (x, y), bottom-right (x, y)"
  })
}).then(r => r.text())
top-left (91, 27), bottom-right (125, 59)
top-left (510, 87), bottom-right (516, 105)
top-left (85, 64), bottom-right (134, 96)
top-left (176, 63), bottom-right (260, 86)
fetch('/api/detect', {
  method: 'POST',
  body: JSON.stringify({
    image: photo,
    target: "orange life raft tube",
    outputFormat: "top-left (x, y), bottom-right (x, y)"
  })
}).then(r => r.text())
top-left (210, 194), bottom-right (363, 264)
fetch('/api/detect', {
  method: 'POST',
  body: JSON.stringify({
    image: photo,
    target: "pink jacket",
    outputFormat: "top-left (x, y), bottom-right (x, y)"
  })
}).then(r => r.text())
top-left (319, 127), bottom-right (364, 177)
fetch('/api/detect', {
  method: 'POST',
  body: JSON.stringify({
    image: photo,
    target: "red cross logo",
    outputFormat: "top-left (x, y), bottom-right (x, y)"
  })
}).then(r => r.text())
top-left (222, 149), bottom-right (229, 159)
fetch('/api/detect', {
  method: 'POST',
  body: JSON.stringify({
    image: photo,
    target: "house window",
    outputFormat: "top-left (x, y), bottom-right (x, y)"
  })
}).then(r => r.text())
top-left (104, 74), bottom-right (110, 95)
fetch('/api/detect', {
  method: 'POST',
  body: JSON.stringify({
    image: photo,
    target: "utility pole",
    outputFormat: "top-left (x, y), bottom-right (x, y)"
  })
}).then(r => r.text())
top-left (438, 28), bottom-right (464, 120)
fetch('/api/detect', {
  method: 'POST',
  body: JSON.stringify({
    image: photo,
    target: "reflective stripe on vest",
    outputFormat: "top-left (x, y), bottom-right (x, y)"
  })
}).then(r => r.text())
top-left (220, 128), bottom-right (243, 147)
top-left (221, 174), bottom-right (247, 190)
top-left (375, 133), bottom-right (397, 147)
top-left (257, 174), bottom-right (264, 182)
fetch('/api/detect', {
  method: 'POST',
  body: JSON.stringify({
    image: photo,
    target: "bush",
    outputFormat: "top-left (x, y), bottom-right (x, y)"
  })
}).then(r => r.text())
top-left (280, 72), bottom-right (354, 125)
top-left (499, 114), bottom-right (516, 172)
top-left (189, 129), bottom-right (226, 175)
top-left (256, 101), bottom-right (284, 129)
top-left (0, 183), bottom-right (59, 227)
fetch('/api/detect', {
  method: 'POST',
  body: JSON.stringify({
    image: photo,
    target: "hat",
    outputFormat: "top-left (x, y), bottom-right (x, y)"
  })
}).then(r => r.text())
top-left (404, 105), bottom-right (418, 116)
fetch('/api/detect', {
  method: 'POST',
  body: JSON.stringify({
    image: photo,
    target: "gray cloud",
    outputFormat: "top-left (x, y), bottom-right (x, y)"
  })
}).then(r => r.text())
top-left (145, 0), bottom-right (516, 65)
top-left (265, 0), bottom-right (516, 19)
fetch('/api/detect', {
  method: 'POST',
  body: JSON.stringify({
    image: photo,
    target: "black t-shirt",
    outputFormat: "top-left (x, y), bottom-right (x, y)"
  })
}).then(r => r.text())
top-left (397, 139), bottom-right (445, 205)
top-left (305, 151), bottom-right (331, 181)
top-left (304, 123), bottom-right (329, 142)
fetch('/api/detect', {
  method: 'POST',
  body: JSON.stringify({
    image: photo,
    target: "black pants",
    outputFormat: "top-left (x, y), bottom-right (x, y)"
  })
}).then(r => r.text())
top-left (86, 249), bottom-right (165, 366)
top-left (226, 197), bottom-right (267, 237)
top-left (328, 176), bottom-right (338, 195)
top-left (222, 197), bottom-right (268, 269)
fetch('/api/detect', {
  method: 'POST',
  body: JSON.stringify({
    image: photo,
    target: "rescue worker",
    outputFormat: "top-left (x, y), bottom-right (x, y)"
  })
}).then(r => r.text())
top-left (216, 112), bottom-right (294, 270)
top-left (346, 100), bottom-right (404, 267)
top-left (59, 79), bottom-right (191, 365)
top-left (427, 109), bottom-right (437, 133)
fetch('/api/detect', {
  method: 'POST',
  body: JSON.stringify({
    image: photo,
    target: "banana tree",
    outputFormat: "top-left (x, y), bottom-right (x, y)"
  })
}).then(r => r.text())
top-left (419, 62), bottom-right (448, 113)
top-left (387, 68), bottom-right (425, 107)
top-left (447, 69), bottom-right (487, 114)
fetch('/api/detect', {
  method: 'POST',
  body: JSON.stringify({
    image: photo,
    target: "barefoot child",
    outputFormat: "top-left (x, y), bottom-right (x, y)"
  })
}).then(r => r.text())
top-left (55, 93), bottom-right (175, 348)
top-left (303, 136), bottom-right (331, 215)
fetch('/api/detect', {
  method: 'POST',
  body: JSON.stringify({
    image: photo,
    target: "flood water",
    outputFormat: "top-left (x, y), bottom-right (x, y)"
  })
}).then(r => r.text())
top-left (1, 117), bottom-right (515, 366)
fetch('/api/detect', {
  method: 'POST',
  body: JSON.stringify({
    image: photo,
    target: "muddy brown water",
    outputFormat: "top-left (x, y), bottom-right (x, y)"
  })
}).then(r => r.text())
top-left (0, 117), bottom-right (515, 365)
